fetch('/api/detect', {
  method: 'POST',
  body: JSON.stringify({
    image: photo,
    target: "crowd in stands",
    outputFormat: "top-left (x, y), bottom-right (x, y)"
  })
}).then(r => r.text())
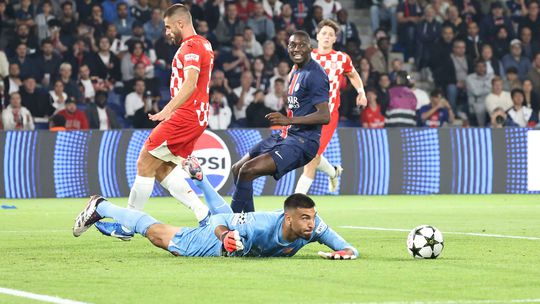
top-left (0, 0), bottom-right (539, 131)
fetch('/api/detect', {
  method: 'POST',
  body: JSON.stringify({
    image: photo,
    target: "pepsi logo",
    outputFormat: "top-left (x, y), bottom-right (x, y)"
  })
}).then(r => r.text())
top-left (189, 130), bottom-right (231, 194)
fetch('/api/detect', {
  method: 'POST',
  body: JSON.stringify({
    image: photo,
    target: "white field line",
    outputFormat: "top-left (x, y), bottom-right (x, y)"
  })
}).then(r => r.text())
top-left (0, 287), bottom-right (90, 304)
top-left (339, 226), bottom-right (540, 241)
top-left (0, 230), bottom-right (70, 233)
top-left (345, 299), bottom-right (540, 304)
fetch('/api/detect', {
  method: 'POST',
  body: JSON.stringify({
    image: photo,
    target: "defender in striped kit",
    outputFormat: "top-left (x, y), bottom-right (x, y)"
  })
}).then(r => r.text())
top-left (295, 19), bottom-right (368, 195)
top-left (230, 31), bottom-right (330, 213)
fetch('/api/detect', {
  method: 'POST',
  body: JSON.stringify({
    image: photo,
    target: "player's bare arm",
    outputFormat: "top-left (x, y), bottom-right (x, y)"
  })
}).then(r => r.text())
top-left (149, 68), bottom-right (200, 121)
top-left (265, 102), bottom-right (330, 126)
top-left (345, 68), bottom-right (367, 108)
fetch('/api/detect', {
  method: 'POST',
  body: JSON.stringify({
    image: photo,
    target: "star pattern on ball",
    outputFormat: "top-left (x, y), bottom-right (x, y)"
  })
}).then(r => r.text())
top-left (410, 243), bottom-right (423, 258)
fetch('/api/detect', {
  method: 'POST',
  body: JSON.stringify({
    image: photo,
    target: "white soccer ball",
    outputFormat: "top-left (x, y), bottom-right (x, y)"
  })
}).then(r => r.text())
top-left (407, 225), bottom-right (444, 259)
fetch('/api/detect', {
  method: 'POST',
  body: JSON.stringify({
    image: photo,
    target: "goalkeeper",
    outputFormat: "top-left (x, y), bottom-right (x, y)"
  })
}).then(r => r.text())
top-left (73, 177), bottom-right (358, 259)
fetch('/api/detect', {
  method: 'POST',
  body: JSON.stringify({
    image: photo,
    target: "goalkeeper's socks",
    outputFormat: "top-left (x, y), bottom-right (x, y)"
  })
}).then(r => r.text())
top-left (96, 200), bottom-right (159, 236)
top-left (295, 175), bottom-right (314, 194)
top-left (231, 180), bottom-right (254, 213)
top-left (193, 177), bottom-right (233, 215)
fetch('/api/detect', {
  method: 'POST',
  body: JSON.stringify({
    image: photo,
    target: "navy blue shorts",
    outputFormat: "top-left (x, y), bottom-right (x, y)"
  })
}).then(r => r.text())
top-left (249, 134), bottom-right (319, 180)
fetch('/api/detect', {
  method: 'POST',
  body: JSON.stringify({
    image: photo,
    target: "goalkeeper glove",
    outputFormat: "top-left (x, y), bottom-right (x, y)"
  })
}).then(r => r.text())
top-left (318, 250), bottom-right (357, 260)
top-left (220, 230), bottom-right (244, 253)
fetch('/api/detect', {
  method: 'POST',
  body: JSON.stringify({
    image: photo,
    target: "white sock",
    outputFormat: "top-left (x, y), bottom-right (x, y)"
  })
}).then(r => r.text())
top-left (295, 175), bottom-right (314, 194)
top-left (127, 175), bottom-right (155, 210)
top-left (160, 167), bottom-right (209, 222)
top-left (317, 155), bottom-right (336, 178)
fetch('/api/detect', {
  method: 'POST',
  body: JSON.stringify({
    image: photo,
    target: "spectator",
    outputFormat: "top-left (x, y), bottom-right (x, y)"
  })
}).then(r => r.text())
top-left (480, 2), bottom-right (515, 43)
top-left (504, 67), bottom-right (522, 91)
top-left (519, 26), bottom-right (539, 61)
top-left (77, 0), bottom-right (99, 23)
top-left (15, 0), bottom-right (35, 28)
top-left (101, 0), bottom-right (124, 24)
top-left (264, 78), bottom-right (286, 111)
top-left (336, 9), bottom-right (360, 50)
top-left (527, 52), bottom-right (540, 95)
top-left (35, 0), bottom-right (54, 42)
top-left (65, 39), bottom-right (93, 78)
top-left (370, 0), bottom-right (398, 40)
top-left (0, 50), bottom-right (7, 80)
top-left (489, 107), bottom-right (509, 128)
top-left (368, 37), bottom-right (391, 74)
top-left (502, 39), bottom-right (532, 81)
top-left (246, 89), bottom-right (272, 127)
top-left (208, 87), bottom-right (232, 130)
top-left (57, 99), bottom-right (89, 130)
top-left (113, 2), bottom-right (134, 37)
top-left (19, 76), bottom-right (54, 118)
top-left (358, 57), bottom-right (378, 88)
top-left (50, 79), bottom-right (68, 113)
top-left (10, 43), bottom-right (37, 80)
top-left (86, 4), bottom-right (108, 40)
top-left (58, 63), bottom-right (82, 103)
top-left (211, 69), bottom-right (238, 110)
top-left (78, 64), bottom-right (96, 103)
top-left (273, 29), bottom-right (290, 61)
top-left (183, 0), bottom-right (205, 23)
top-left (125, 21), bottom-right (153, 51)
top-left (219, 34), bottom-right (250, 89)
top-left (518, 0), bottom-right (540, 40)
top-left (35, 38), bottom-right (62, 88)
top-left (197, 20), bottom-right (218, 50)
top-left (360, 87), bottom-right (385, 128)
top-left (244, 27), bottom-right (263, 58)
top-left (523, 79), bottom-right (540, 114)
top-left (261, 41), bottom-right (279, 79)
top-left (232, 71), bottom-right (256, 126)
top-left (59, 1), bottom-right (78, 40)
top-left (418, 88), bottom-right (455, 127)
top-left (396, 0), bottom-right (423, 60)
top-left (411, 78), bottom-right (430, 110)
top-left (236, 0), bottom-right (255, 22)
top-left (430, 25), bottom-right (455, 72)
top-left (415, 5), bottom-right (441, 69)
top-left (133, 96), bottom-right (159, 129)
top-left (430, 0), bottom-right (449, 23)
top-left (105, 24), bottom-right (127, 56)
top-left (376, 73), bottom-right (391, 115)
top-left (288, 0), bottom-right (312, 28)
top-left (252, 57), bottom-right (271, 93)
top-left (124, 78), bottom-right (147, 120)
top-left (388, 58), bottom-right (402, 84)
top-left (48, 114), bottom-right (66, 131)
top-left (263, 0), bottom-right (283, 19)
top-left (215, 3), bottom-right (245, 47)
top-left (2, 92), bottom-right (34, 130)
top-left (85, 90), bottom-right (120, 129)
top-left (269, 60), bottom-right (289, 91)
top-left (4, 63), bottom-right (21, 97)
top-left (386, 71), bottom-right (417, 127)
top-left (506, 0), bottom-right (525, 23)
top-left (481, 43), bottom-right (504, 77)
top-left (274, 3), bottom-right (297, 34)
top-left (0, 1), bottom-right (16, 50)
top-left (313, 0), bottom-right (341, 20)
top-left (143, 8), bottom-right (164, 44)
top-left (492, 27), bottom-right (512, 61)
top-left (90, 36), bottom-right (121, 83)
top-left (131, 0), bottom-right (151, 24)
top-left (305, 5), bottom-right (323, 39)
top-left (7, 24), bottom-right (38, 57)
top-left (466, 60), bottom-right (493, 126)
top-left (121, 40), bottom-right (153, 82)
top-left (465, 21), bottom-right (482, 62)
top-left (434, 39), bottom-right (471, 113)
top-left (247, 2), bottom-right (275, 43)
top-left (48, 19), bottom-right (69, 56)
top-left (506, 88), bottom-right (538, 127)
top-left (442, 5), bottom-right (466, 40)
top-left (203, 0), bottom-right (223, 31)
top-left (486, 76), bottom-right (513, 115)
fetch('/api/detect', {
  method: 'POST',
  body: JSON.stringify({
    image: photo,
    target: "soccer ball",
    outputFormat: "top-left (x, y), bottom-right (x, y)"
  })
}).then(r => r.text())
top-left (407, 225), bottom-right (444, 259)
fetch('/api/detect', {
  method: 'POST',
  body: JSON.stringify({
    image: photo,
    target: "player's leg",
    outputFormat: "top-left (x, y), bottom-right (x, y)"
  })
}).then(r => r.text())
top-left (231, 154), bottom-right (252, 185)
top-left (155, 163), bottom-right (210, 224)
top-left (145, 223), bottom-right (182, 251)
top-left (193, 176), bottom-right (233, 215)
top-left (128, 146), bottom-right (164, 210)
top-left (232, 153), bottom-right (277, 212)
top-left (295, 155), bottom-right (321, 194)
top-left (317, 154), bottom-right (343, 192)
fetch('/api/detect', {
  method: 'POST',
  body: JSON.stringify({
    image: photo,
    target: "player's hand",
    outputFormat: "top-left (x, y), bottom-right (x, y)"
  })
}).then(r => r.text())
top-left (220, 230), bottom-right (244, 253)
top-left (265, 112), bottom-right (291, 126)
top-left (356, 92), bottom-right (367, 108)
top-left (148, 108), bottom-right (173, 122)
top-left (317, 250), bottom-right (357, 260)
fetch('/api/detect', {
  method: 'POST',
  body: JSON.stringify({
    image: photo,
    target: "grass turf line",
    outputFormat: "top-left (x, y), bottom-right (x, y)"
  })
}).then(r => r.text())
top-left (0, 195), bottom-right (539, 304)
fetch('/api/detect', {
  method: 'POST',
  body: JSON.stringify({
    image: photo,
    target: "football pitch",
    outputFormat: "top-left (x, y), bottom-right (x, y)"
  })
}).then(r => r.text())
top-left (1, 195), bottom-right (539, 304)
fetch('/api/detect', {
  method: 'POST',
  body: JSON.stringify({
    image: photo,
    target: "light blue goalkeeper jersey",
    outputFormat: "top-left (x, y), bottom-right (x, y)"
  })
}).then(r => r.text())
top-left (167, 211), bottom-right (358, 258)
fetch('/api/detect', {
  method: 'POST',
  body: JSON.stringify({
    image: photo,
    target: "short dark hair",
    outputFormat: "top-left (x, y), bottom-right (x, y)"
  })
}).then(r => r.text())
top-left (164, 4), bottom-right (189, 19)
top-left (505, 66), bottom-right (518, 74)
top-left (284, 194), bottom-right (316, 210)
top-left (474, 59), bottom-right (486, 67)
top-left (275, 78), bottom-right (285, 85)
top-left (317, 19), bottom-right (340, 34)
top-left (511, 88), bottom-right (525, 98)
top-left (430, 88), bottom-right (444, 97)
top-left (291, 30), bottom-right (311, 43)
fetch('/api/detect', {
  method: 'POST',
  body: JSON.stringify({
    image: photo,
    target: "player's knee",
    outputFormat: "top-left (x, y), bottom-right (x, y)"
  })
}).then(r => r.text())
top-left (238, 162), bottom-right (258, 180)
top-left (231, 162), bottom-right (241, 177)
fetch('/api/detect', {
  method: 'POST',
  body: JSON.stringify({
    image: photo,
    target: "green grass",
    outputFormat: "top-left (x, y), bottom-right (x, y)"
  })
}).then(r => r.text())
top-left (1, 195), bottom-right (540, 304)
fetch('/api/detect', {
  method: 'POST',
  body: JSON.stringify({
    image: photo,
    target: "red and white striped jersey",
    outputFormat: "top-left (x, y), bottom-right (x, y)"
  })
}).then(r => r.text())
top-left (311, 49), bottom-right (353, 114)
top-left (170, 35), bottom-right (214, 126)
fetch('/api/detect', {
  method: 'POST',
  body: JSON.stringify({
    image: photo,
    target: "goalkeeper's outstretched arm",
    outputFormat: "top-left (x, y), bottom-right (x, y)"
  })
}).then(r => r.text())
top-left (317, 225), bottom-right (359, 260)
